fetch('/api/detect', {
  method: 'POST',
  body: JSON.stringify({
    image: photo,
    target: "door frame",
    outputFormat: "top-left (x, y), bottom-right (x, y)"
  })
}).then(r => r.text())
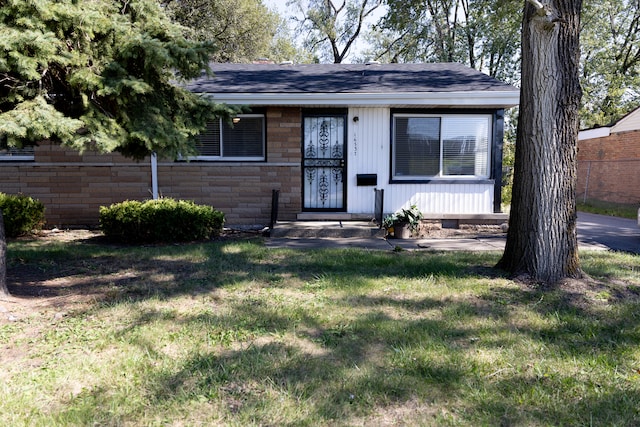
top-left (301, 109), bottom-right (348, 212)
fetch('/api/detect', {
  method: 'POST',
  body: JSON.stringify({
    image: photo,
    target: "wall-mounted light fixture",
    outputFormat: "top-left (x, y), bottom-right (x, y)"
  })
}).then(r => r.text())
top-left (232, 117), bottom-right (241, 124)
top-left (353, 116), bottom-right (359, 123)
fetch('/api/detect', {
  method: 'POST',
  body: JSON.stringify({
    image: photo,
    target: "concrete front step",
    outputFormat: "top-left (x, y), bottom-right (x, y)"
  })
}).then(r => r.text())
top-left (270, 221), bottom-right (386, 238)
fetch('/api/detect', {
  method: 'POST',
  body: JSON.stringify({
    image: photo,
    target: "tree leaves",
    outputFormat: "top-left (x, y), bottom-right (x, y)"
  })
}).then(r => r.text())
top-left (291, 0), bottom-right (383, 63)
top-left (0, 0), bottom-right (231, 159)
top-left (580, 0), bottom-right (640, 127)
top-left (374, 0), bottom-right (639, 126)
top-left (373, 0), bottom-right (521, 83)
top-left (0, 96), bottom-right (83, 147)
top-left (163, 0), bottom-right (284, 63)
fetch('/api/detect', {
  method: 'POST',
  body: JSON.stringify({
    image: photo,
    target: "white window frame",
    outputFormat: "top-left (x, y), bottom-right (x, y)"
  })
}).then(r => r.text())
top-left (392, 113), bottom-right (492, 181)
top-left (193, 114), bottom-right (265, 161)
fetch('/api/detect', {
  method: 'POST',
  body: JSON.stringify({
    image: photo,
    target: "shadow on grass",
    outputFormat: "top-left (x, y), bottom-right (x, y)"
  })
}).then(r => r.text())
top-left (102, 289), bottom-right (640, 425)
top-left (7, 238), bottom-right (640, 425)
top-left (6, 238), bottom-right (501, 301)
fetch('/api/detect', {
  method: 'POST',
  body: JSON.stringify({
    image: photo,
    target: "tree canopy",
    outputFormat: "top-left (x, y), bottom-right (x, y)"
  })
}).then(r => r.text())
top-left (580, 0), bottom-right (640, 127)
top-left (0, 0), bottom-right (231, 160)
top-left (290, 0), bottom-right (383, 63)
top-left (366, 0), bottom-right (521, 82)
top-left (162, 0), bottom-right (308, 63)
top-left (365, 0), bottom-right (638, 125)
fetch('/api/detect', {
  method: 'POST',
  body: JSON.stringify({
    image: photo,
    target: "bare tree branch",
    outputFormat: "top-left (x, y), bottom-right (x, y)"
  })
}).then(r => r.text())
top-left (527, 0), bottom-right (551, 16)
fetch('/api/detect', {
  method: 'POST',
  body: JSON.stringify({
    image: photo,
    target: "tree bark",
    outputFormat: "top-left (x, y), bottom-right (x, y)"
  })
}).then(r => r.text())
top-left (0, 209), bottom-right (8, 297)
top-left (497, 0), bottom-right (583, 284)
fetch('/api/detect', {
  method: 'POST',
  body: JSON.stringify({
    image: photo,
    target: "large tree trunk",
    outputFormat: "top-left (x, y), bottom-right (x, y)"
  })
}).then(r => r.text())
top-left (0, 209), bottom-right (8, 297)
top-left (497, 0), bottom-right (583, 283)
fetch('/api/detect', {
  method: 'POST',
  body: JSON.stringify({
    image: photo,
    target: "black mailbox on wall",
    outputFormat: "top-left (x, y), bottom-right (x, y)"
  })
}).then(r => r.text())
top-left (356, 174), bottom-right (377, 186)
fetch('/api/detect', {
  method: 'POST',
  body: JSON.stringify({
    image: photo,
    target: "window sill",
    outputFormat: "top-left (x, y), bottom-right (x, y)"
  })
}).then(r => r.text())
top-left (177, 158), bottom-right (266, 162)
top-left (390, 178), bottom-right (494, 185)
top-left (0, 158), bottom-right (35, 162)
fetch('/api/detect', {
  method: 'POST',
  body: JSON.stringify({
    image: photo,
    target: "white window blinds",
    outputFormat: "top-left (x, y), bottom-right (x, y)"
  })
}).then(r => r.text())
top-left (393, 114), bottom-right (491, 179)
top-left (195, 114), bottom-right (265, 160)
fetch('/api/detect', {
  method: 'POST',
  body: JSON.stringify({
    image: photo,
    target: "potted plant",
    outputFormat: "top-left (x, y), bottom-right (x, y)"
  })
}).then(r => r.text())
top-left (382, 205), bottom-right (423, 239)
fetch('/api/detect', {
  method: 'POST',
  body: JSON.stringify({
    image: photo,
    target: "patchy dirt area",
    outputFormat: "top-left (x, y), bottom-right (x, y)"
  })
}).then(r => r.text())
top-left (3, 229), bottom-right (163, 321)
top-left (1, 227), bottom-right (267, 322)
top-left (32, 228), bottom-right (104, 242)
top-left (415, 223), bottom-right (507, 238)
top-left (2, 230), bottom-right (115, 321)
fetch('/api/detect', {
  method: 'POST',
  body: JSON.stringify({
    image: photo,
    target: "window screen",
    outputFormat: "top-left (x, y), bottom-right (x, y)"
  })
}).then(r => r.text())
top-left (393, 114), bottom-right (491, 179)
top-left (442, 116), bottom-right (489, 177)
top-left (195, 114), bottom-right (264, 160)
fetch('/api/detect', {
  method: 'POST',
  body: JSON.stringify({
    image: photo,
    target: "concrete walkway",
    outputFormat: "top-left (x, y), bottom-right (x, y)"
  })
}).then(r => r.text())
top-left (265, 214), bottom-right (632, 252)
top-left (265, 235), bottom-right (609, 251)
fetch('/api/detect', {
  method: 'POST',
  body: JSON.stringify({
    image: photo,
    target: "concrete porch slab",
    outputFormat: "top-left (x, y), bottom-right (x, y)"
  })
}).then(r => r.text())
top-left (270, 221), bottom-right (385, 238)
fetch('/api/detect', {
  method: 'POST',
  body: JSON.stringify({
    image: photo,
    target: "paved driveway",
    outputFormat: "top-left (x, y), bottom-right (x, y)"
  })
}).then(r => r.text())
top-left (578, 212), bottom-right (640, 254)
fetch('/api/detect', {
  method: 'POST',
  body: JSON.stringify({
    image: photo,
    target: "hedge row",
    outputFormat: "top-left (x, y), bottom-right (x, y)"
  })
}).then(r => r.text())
top-left (99, 198), bottom-right (224, 243)
top-left (0, 194), bottom-right (224, 243)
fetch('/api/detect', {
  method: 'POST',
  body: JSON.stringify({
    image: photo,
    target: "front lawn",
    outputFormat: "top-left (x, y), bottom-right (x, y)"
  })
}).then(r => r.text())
top-left (1, 235), bottom-right (640, 425)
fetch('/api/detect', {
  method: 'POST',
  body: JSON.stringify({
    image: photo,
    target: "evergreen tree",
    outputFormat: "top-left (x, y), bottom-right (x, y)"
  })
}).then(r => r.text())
top-left (0, 0), bottom-right (234, 296)
top-left (0, 0), bottom-right (232, 159)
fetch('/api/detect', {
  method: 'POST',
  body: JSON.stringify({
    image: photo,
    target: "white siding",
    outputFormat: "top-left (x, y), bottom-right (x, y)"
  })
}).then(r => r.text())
top-left (612, 107), bottom-right (640, 134)
top-left (382, 183), bottom-right (493, 214)
top-left (346, 107), bottom-right (494, 216)
top-left (347, 107), bottom-right (390, 213)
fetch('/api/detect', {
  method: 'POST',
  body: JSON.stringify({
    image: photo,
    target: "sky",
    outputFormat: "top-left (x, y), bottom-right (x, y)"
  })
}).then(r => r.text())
top-left (262, 0), bottom-right (386, 63)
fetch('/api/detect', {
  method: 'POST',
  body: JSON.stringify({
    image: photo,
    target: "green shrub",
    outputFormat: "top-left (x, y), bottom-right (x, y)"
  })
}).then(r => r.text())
top-left (99, 198), bottom-right (225, 243)
top-left (0, 193), bottom-right (46, 237)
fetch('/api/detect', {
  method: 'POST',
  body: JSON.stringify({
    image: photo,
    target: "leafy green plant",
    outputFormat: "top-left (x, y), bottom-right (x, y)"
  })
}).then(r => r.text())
top-left (382, 205), bottom-right (423, 231)
top-left (99, 198), bottom-right (224, 243)
top-left (0, 193), bottom-right (45, 237)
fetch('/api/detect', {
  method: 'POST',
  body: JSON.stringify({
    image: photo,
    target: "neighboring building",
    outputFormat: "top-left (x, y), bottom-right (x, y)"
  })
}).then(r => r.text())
top-left (0, 63), bottom-right (519, 228)
top-left (577, 106), bottom-right (640, 205)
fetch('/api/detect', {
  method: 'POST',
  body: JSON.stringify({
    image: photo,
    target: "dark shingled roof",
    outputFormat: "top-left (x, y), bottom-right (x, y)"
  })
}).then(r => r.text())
top-left (188, 63), bottom-right (517, 94)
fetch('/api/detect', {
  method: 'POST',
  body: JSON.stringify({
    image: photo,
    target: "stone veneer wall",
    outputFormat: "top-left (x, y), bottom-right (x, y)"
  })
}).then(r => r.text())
top-left (0, 107), bottom-right (303, 227)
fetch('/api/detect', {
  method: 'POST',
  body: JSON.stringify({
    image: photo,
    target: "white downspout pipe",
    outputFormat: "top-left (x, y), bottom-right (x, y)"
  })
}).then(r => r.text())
top-left (151, 152), bottom-right (159, 200)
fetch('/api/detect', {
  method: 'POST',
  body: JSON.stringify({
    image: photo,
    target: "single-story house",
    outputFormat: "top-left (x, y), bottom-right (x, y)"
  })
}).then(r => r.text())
top-left (577, 106), bottom-right (640, 205)
top-left (0, 63), bottom-right (519, 228)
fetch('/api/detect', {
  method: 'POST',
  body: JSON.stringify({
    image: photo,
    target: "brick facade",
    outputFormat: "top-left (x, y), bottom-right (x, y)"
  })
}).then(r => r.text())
top-left (577, 129), bottom-right (640, 204)
top-left (0, 107), bottom-right (303, 227)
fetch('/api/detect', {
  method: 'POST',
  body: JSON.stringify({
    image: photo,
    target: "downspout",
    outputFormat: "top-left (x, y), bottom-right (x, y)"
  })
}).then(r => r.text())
top-left (151, 152), bottom-right (159, 200)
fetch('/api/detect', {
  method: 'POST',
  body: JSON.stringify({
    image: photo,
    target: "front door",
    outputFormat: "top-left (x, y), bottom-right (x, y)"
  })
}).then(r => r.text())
top-left (302, 114), bottom-right (347, 211)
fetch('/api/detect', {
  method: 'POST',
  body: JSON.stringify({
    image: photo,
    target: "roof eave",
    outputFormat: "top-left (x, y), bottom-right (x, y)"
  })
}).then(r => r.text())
top-left (199, 91), bottom-right (520, 109)
top-left (578, 127), bottom-right (611, 140)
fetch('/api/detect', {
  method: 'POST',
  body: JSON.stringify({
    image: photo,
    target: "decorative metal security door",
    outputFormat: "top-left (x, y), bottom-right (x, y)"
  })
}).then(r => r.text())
top-left (303, 115), bottom-right (346, 210)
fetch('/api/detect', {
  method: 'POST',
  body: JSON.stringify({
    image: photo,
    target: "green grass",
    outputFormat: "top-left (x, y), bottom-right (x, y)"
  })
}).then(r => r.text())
top-left (578, 199), bottom-right (638, 219)
top-left (2, 237), bottom-right (640, 425)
